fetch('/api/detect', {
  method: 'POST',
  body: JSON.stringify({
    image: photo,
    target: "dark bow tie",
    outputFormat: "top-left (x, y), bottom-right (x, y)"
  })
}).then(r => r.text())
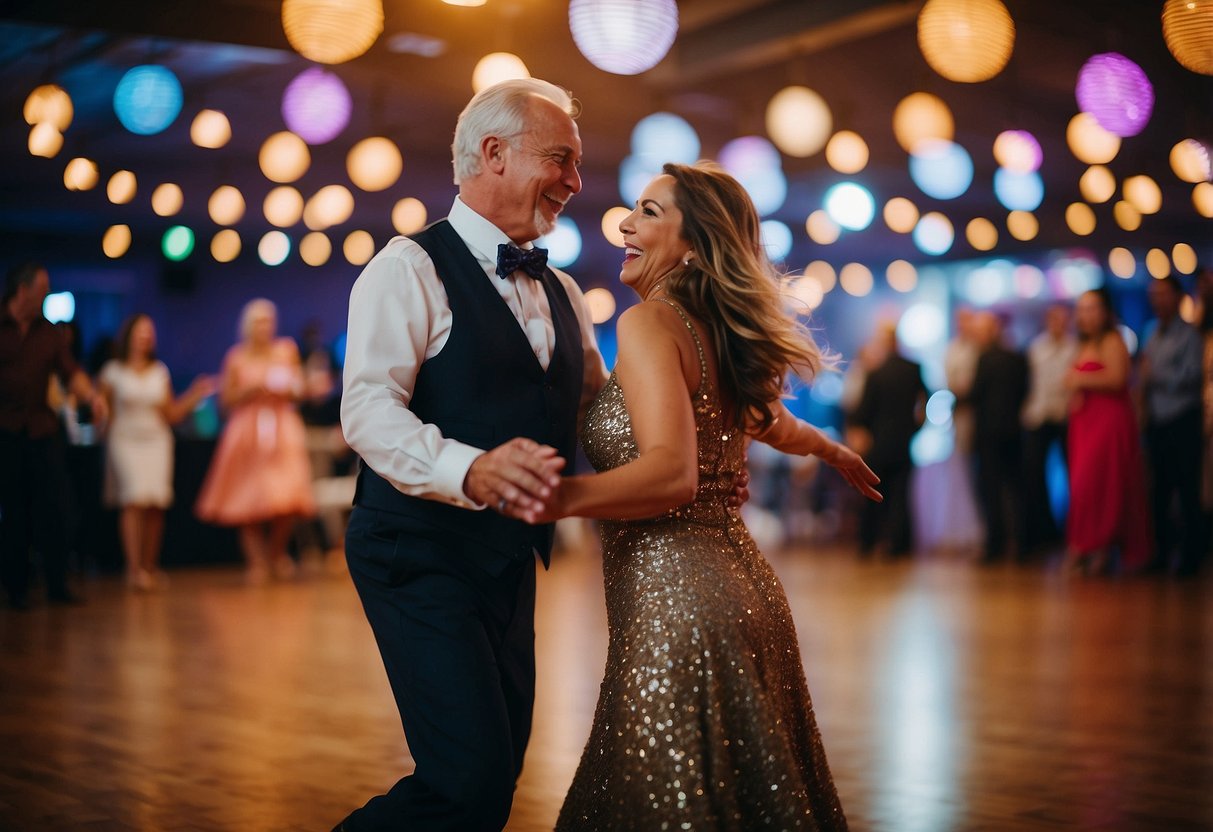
top-left (496, 243), bottom-right (548, 280)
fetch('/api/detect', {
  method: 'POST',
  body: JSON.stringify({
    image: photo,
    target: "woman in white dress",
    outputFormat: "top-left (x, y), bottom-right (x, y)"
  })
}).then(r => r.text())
top-left (99, 314), bottom-right (213, 590)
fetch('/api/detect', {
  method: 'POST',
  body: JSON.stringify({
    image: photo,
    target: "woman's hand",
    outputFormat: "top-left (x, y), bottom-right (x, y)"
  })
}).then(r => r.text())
top-left (819, 441), bottom-right (882, 502)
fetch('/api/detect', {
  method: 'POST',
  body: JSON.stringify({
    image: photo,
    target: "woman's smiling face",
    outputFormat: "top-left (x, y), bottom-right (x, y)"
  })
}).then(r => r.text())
top-left (618, 174), bottom-right (691, 297)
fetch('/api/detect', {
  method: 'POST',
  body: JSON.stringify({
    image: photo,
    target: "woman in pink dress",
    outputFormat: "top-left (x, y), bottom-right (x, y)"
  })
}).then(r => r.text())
top-left (196, 299), bottom-right (315, 583)
top-left (1064, 288), bottom-right (1150, 574)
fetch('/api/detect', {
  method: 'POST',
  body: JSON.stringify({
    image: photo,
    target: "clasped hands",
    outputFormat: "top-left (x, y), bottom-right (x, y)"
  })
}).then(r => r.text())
top-left (463, 437), bottom-right (752, 525)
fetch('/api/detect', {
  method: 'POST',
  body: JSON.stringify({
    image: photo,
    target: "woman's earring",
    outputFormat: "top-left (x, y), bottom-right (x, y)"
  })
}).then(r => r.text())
top-left (683, 254), bottom-right (694, 266)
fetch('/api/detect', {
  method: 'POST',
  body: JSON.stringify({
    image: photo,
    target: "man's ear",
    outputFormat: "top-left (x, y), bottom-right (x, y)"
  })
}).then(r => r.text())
top-left (482, 136), bottom-right (507, 175)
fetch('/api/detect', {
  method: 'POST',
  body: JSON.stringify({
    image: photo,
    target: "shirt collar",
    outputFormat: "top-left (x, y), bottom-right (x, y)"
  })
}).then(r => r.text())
top-left (448, 195), bottom-right (539, 268)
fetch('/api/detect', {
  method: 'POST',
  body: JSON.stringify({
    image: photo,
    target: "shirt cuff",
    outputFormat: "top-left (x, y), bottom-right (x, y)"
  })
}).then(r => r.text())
top-left (432, 442), bottom-right (488, 510)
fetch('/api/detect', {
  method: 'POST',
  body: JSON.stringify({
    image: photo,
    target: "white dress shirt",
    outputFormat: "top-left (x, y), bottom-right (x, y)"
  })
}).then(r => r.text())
top-left (1022, 332), bottom-right (1078, 428)
top-left (341, 196), bottom-right (608, 509)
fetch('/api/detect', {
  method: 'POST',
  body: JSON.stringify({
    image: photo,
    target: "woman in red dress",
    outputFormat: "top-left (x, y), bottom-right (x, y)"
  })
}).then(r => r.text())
top-left (1064, 288), bottom-right (1150, 574)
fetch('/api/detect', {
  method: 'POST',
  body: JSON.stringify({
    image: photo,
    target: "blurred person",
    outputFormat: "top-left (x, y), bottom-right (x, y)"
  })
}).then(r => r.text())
top-left (524, 163), bottom-right (878, 830)
top-left (1064, 288), bottom-right (1150, 575)
top-left (945, 307), bottom-right (981, 457)
top-left (969, 311), bottom-right (1029, 563)
top-left (0, 262), bottom-right (107, 608)
top-left (195, 298), bottom-right (315, 584)
top-left (849, 320), bottom-right (927, 557)
top-left (1140, 276), bottom-right (1205, 576)
top-left (99, 313), bottom-right (214, 590)
top-left (1021, 304), bottom-right (1077, 554)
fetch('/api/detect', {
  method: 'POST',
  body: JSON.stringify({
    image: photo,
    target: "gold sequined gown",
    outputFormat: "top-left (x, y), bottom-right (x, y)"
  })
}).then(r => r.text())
top-left (557, 302), bottom-right (847, 831)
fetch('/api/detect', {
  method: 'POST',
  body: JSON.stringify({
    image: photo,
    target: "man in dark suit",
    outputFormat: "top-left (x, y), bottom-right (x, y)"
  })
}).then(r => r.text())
top-left (969, 311), bottom-right (1030, 563)
top-left (850, 323), bottom-right (927, 557)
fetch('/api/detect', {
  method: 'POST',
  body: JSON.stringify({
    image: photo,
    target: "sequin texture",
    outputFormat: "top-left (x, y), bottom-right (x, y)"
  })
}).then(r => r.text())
top-left (556, 301), bottom-right (847, 831)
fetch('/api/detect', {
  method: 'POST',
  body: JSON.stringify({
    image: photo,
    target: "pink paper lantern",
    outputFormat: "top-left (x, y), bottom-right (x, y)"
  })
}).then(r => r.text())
top-left (1075, 52), bottom-right (1154, 138)
top-left (282, 67), bottom-right (352, 145)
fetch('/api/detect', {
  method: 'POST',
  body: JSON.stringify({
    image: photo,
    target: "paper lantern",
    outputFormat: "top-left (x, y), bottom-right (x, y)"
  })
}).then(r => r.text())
top-left (162, 226), bottom-right (194, 261)
top-left (760, 220), bottom-right (793, 262)
top-left (259, 131), bottom-right (311, 183)
top-left (392, 198), bottom-right (428, 235)
top-left (208, 185), bottom-right (246, 226)
top-left (569, 0), bottom-right (678, 76)
top-left (1108, 247), bottom-right (1135, 279)
top-left (107, 170), bottom-right (137, 205)
top-left (1113, 200), bottom-right (1141, 231)
top-left (893, 92), bottom-right (954, 154)
top-left (718, 136), bottom-right (786, 215)
top-left (886, 260), bottom-right (918, 293)
top-left (631, 113), bottom-right (700, 164)
top-left (258, 231), bottom-right (292, 266)
top-left (966, 218), bottom-right (998, 251)
top-left (264, 187), bottom-right (304, 227)
top-left (344, 230), bottom-right (376, 265)
top-left (884, 197), bottom-right (919, 233)
top-left (102, 225), bottom-right (131, 259)
top-left (300, 232), bottom-right (332, 266)
top-left (1170, 139), bottom-right (1211, 183)
top-left (600, 206), bottom-right (629, 247)
top-left (787, 275), bottom-right (825, 312)
top-left (24, 84), bottom-right (73, 130)
top-left (282, 0), bottom-right (383, 64)
top-left (1195, 182), bottom-right (1213, 217)
top-left (918, 0), bottom-right (1015, 83)
top-left (1173, 242), bottom-right (1198, 274)
top-left (765, 86), bottom-right (832, 158)
top-left (28, 123), bottom-right (63, 158)
top-left (1146, 248), bottom-right (1171, 279)
top-left (993, 168), bottom-right (1043, 211)
top-left (825, 131), bottom-right (869, 174)
top-left (113, 65), bottom-right (182, 135)
top-left (1006, 210), bottom-right (1038, 241)
top-left (152, 183), bottom-right (184, 217)
top-left (472, 52), bottom-right (530, 93)
top-left (1066, 112), bottom-right (1120, 164)
top-left (211, 229), bottom-right (242, 263)
top-left (909, 139), bottom-right (973, 200)
top-left (913, 212), bottom-right (954, 255)
top-left (191, 109), bottom-right (231, 149)
top-left (283, 68), bottom-right (351, 145)
top-left (63, 157), bottom-right (98, 192)
top-left (304, 185), bottom-right (355, 230)
top-left (1065, 203), bottom-right (1096, 236)
top-left (1076, 52), bottom-right (1154, 138)
top-left (1079, 165), bottom-right (1116, 203)
top-left (993, 130), bottom-right (1041, 173)
top-left (824, 182), bottom-right (875, 231)
top-left (806, 261), bottom-right (837, 293)
top-left (839, 263), bottom-right (874, 297)
top-left (584, 288), bottom-right (617, 324)
top-left (347, 137), bottom-right (403, 192)
top-left (805, 210), bottom-right (840, 245)
top-left (1123, 175), bottom-right (1161, 214)
top-left (537, 217), bottom-right (582, 268)
top-left (1163, 0), bottom-right (1213, 75)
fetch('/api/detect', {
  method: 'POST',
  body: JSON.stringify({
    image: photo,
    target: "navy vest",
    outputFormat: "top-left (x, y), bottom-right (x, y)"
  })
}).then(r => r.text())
top-left (353, 220), bottom-right (583, 573)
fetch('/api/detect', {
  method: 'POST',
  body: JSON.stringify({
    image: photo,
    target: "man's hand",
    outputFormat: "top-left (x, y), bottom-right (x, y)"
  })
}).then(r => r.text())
top-left (725, 466), bottom-right (750, 509)
top-left (463, 437), bottom-right (565, 514)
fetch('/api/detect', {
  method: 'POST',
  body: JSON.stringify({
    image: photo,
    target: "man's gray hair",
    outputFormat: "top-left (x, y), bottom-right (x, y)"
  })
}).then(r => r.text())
top-left (451, 79), bottom-right (577, 185)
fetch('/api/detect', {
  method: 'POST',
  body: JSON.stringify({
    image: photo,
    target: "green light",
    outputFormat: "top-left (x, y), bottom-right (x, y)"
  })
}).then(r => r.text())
top-left (162, 225), bottom-right (194, 261)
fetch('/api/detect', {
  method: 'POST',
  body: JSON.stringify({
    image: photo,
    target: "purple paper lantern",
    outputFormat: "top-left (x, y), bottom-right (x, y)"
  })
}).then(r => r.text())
top-left (282, 67), bottom-right (352, 145)
top-left (1075, 52), bottom-right (1154, 138)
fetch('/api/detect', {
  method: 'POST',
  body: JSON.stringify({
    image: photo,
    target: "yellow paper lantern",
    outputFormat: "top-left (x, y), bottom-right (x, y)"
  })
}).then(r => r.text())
top-left (825, 131), bottom-right (869, 174)
top-left (918, 0), bottom-right (1015, 83)
top-left (472, 52), bottom-right (530, 93)
top-left (765, 86), bottom-right (832, 158)
top-left (584, 288), bottom-right (617, 324)
top-left (1173, 242), bottom-right (1198, 274)
top-left (264, 186), bottom-right (305, 228)
top-left (1006, 210), bottom-right (1038, 241)
top-left (304, 184), bottom-right (355, 230)
top-left (300, 232), bottom-right (332, 266)
top-left (106, 170), bottom-right (137, 205)
top-left (282, 0), bottom-right (384, 64)
top-left (1195, 182), bottom-right (1213, 217)
top-left (191, 109), bottom-right (232, 149)
top-left (1146, 248), bottom-right (1171, 279)
top-left (601, 207), bottom-right (629, 247)
top-left (63, 157), bottom-right (98, 192)
top-left (392, 198), bottom-right (428, 235)
top-left (347, 137), bottom-right (403, 192)
top-left (1114, 200), bottom-right (1142, 231)
top-left (966, 217), bottom-right (998, 251)
top-left (839, 263), bottom-right (873, 297)
top-left (1066, 113), bottom-right (1120, 165)
top-left (1108, 247), bottom-right (1135, 279)
top-left (1079, 165), bottom-right (1116, 204)
top-left (787, 275), bottom-right (825, 311)
top-left (1065, 203), bottom-right (1096, 236)
top-left (211, 229), bottom-right (242, 263)
top-left (886, 260), bottom-right (918, 293)
top-left (152, 183), bottom-right (184, 217)
top-left (1163, 0), bottom-right (1213, 75)
top-left (24, 84), bottom-right (73, 131)
top-left (884, 197), bottom-right (919, 233)
top-left (806, 210), bottom-right (840, 245)
top-left (344, 230), bottom-right (376, 265)
top-left (28, 123), bottom-right (63, 158)
top-left (259, 131), bottom-right (311, 184)
top-left (1170, 139), bottom-right (1211, 183)
top-left (805, 261), bottom-right (837, 294)
top-left (208, 185), bottom-right (246, 226)
top-left (1123, 175), bottom-right (1161, 215)
top-left (102, 225), bottom-right (131, 259)
top-left (893, 92), bottom-right (954, 154)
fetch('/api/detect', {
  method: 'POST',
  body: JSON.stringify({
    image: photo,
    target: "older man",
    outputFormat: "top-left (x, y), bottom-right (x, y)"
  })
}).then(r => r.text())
top-left (336, 79), bottom-right (607, 831)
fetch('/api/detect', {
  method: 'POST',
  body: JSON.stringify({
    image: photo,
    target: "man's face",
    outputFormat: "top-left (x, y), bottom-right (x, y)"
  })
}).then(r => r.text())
top-left (498, 97), bottom-right (583, 242)
top-left (1147, 281), bottom-right (1180, 319)
top-left (1045, 305), bottom-right (1069, 338)
top-left (21, 269), bottom-right (50, 319)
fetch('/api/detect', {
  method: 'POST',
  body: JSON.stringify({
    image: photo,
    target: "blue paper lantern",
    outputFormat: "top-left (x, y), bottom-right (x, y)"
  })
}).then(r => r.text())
top-left (114, 65), bottom-right (183, 136)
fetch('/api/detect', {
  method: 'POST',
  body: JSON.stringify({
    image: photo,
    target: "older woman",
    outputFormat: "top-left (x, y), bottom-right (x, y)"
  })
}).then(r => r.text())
top-left (526, 163), bottom-right (879, 831)
top-left (196, 299), bottom-right (315, 583)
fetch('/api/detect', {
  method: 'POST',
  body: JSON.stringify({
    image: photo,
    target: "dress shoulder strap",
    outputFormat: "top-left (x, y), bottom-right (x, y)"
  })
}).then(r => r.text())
top-left (655, 297), bottom-right (710, 394)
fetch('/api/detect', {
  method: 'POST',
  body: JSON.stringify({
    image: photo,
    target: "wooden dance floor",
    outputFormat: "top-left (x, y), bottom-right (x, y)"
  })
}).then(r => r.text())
top-left (1, 542), bottom-right (1210, 831)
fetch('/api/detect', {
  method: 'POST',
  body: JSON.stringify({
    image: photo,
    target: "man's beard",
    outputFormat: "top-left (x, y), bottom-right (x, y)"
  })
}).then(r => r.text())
top-left (533, 204), bottom-right (557, 239)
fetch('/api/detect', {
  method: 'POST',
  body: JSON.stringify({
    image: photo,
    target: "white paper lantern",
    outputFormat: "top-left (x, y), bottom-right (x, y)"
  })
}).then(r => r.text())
top-left (765, 87), bottom-right (832, 158)
top-left (569, 0), bottom-right (678, 76)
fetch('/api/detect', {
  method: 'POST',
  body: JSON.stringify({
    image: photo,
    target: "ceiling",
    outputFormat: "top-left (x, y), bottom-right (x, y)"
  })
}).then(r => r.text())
top-left (1, 0), bottom-right (1211, 279)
